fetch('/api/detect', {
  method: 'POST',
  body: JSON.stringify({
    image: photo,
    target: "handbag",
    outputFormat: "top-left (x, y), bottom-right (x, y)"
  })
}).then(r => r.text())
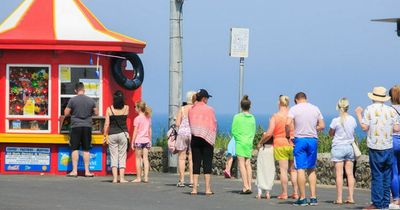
top-left (352, 141), bottom-right (361, 159)
top-left (110, 106), bottom-right (130, 152)
top-left (167, 124), bottom-right (178, 154)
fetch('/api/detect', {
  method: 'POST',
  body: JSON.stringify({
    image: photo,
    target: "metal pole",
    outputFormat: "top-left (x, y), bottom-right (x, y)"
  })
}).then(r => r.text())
top-left (235, 57), bottom-right (244, 179)
top-left (238, 57), bottom-right (244, 111)
top-left (168, 0), bottom-right (183, 173)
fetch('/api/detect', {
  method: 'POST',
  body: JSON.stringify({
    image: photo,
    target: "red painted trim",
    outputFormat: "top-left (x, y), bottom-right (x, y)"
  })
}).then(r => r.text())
top-left (0, 62), bottom-right (5, 133)
top-left (51, 62), bottom-right (59, 134)
top-left (0, 40), bottom-right (145, 53)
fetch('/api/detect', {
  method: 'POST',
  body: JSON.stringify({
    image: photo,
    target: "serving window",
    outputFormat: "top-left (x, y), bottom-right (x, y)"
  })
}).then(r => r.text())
top-left (59, 65), bottom-right (103, 133)
top-left (6, 65), bottom-right (51, 133)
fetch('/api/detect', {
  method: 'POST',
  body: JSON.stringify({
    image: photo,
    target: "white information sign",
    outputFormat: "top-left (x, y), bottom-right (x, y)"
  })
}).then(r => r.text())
top-left (229, 28), bottom-right (249, 58)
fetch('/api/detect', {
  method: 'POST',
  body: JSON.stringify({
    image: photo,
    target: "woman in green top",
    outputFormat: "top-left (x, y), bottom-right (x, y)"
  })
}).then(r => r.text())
top-left (232, 95), bottom-right (256, 194)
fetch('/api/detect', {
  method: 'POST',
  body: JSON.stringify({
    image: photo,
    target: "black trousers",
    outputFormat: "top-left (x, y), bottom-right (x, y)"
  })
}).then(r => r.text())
top-left (191, 135), bottom-right (214, 174)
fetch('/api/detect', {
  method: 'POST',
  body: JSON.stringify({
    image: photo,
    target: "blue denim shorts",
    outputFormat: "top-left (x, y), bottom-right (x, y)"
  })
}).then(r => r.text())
top-left (331, 144), bottom-right (354, 162)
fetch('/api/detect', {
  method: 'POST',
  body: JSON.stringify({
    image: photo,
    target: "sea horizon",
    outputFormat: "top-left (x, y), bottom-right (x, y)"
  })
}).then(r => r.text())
top-left (151, 113), bottom-right (366, 143)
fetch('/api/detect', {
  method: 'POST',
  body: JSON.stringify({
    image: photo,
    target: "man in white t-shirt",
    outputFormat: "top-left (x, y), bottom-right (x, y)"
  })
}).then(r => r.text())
top-left (286, 92), bottom-right (325, 206)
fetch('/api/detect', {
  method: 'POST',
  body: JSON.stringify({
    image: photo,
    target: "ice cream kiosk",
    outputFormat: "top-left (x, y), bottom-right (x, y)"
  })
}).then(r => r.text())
top-left (0, 0), bottom-right (146, 175)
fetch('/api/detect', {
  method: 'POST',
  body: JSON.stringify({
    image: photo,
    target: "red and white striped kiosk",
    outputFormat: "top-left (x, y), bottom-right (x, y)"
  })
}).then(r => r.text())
top-left (0, 0), bottom-right (146, 175)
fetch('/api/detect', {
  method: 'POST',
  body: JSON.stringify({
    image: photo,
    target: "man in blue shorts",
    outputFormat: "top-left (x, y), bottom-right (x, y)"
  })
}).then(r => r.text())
top-left (286, 92), bottom-right (324, 206)
top-left (64, 82), bottom-right (98, 177)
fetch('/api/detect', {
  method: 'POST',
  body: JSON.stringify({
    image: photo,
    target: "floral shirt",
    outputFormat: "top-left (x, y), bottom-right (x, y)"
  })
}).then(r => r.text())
top-left (362, 103), bottom-right (400, 150)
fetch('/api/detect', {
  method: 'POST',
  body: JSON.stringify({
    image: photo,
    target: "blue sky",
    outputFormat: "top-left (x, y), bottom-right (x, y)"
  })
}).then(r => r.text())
top-left (1, 0), bottom-right (400, 117)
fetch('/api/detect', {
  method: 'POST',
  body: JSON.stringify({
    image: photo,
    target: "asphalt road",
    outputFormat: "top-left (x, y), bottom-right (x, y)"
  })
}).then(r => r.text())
top-left (0, 173), bottom-right (371, 210)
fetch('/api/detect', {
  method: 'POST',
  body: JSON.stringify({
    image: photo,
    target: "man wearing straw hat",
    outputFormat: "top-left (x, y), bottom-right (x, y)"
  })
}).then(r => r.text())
top-left (355, 86), bottom-right (400, 210)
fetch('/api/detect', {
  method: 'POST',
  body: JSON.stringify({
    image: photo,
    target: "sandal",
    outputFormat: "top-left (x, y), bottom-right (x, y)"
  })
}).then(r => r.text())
top-left (255, 194), bottom-right (262, 199)
top-left (66, 173), bottom-right (78, 178)
top-left (205, 192), bottom-right (214, 196)
top-left (345, 200), bottom-right (355, 204)
top-left (265, 192), bottom-right (271, 200)
top-left (176, 182), bottom-right (185, 187)
top-left (223, 170), bottom-right (231, 178)
top-left (277, 194), bottom-right (288, 200)
top-left (333, 200), bottom-right (343, 205)
top-left (239, 189), bottom-right (252, 194)
top-left (190, 191), bottom-right (197, 195)
top-left (290, 193), bottom-right (299, 199)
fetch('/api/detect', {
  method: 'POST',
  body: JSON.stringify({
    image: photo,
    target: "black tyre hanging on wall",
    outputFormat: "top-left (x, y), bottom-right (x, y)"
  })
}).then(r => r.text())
top-left (111, 53), bottom-right (144, 90)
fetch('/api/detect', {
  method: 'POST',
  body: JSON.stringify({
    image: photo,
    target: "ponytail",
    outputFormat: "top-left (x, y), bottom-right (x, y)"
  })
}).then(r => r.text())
top-left (135, 101), bottom-right (152, 117)
top-left (336, 98), bottom-right (349, 126)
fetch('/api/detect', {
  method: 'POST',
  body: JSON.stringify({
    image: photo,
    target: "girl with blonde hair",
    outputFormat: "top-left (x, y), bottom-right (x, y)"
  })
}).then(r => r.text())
top-left (259, 95), bottom-right (298, 199)
top-left (131, 101), bottom-right (152, 183)
top-left (329, 98), bottom-right (356, 204)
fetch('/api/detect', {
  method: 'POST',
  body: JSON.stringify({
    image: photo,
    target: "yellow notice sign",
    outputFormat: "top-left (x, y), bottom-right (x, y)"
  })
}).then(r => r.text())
top-left (23, 98), bottom-right (35, 116)
top-left (60, 67), bottom-right (71, 83)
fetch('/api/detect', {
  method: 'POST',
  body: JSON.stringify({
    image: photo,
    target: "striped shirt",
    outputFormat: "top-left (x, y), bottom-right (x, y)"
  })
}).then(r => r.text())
top-left (188, 102), bottom-right (217, 145)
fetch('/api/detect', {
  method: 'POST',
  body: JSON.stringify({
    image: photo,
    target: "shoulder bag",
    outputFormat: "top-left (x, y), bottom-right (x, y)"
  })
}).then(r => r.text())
top-left (110, 106), bottom-right (130, 152)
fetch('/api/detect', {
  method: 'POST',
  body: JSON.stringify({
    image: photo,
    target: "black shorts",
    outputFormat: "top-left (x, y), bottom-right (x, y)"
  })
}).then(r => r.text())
top-left (69, 127), bottom-right (92, 151)
top-left (191, 135), bottom-right (214, 174)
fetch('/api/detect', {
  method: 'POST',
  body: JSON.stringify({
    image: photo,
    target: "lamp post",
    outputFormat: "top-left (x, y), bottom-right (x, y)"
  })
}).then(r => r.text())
top-left (168, 0), bottom-right (184, 173)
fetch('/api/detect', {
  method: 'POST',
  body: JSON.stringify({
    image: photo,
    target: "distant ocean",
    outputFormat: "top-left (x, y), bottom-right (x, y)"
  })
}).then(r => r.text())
top-left (151, 113), bottom-right (366, 143)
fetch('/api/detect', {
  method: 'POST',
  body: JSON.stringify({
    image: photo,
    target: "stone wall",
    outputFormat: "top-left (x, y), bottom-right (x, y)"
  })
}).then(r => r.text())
top-left (149, 147), bottom-right (371, 189)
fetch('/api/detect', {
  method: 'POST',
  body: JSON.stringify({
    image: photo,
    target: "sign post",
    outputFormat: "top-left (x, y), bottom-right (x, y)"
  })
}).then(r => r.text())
top-left (229, 27), bottom-right (249, 178)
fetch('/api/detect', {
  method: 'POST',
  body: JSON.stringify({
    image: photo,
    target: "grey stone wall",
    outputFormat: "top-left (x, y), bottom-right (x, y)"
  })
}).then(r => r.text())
top-left (149, 147), bottom-right (371, 189)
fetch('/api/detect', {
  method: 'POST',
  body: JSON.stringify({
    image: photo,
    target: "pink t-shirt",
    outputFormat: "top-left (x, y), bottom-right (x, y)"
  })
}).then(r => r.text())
top-left (288, 102), bottom-right (323, 138)
top-left (134, 114), bottom-right (152, 144)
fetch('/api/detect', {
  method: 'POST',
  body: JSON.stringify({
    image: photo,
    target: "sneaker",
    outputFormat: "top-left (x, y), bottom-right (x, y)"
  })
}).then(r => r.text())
top-left (309, 198), bottom-right (318, 206)
top-left (293, 198), bottom-right (308, 206)
top-left (176, 181), bottom-right (185, 187)
top-left (389, 203), bottom-right (400, 209)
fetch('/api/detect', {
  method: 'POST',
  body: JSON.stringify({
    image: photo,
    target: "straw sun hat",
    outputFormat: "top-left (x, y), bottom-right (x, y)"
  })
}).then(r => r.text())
top-left (368, 86), bottom-right (391, 102)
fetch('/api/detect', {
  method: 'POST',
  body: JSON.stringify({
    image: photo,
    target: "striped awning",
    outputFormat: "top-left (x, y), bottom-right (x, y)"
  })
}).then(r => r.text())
top-left (0, 0), bottom-right (146, 53)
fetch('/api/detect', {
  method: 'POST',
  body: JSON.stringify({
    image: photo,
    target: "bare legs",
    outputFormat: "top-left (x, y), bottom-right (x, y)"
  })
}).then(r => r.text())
top-left (69, 150), bottom-right (92, 176)
top-left (276, 160), bottom-right (298, 199)
top-left (133, 148), bottom-right (150, 183)
top-left (297, 168), bottom-right (317, 199)
top-left (178, 151), bottom-right (193, 184)
top-left (335, 161), bottom-right (355, 203)
top-left (238, 156), bottom-right (252, 192)
top-left (69, 150), bottom-right (79, 175)
top-left (224, 155), bottom-right (233, 177)
top-left (111, 167), bottom-right (128, 183)
top-left (289, 160), bottom-right (299, 198)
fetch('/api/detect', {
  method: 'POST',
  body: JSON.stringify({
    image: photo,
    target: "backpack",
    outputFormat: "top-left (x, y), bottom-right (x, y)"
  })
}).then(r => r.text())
top-left (167, 124), bottom-right (178, 154)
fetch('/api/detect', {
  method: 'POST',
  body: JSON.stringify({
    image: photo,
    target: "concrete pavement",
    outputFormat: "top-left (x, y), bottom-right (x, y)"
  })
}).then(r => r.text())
top-left (0, 173), bottom-right (371, 210)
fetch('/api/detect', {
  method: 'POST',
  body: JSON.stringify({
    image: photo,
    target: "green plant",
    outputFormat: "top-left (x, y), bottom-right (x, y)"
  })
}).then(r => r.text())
top-left (253, 125), bottom-right (265, 148)
top-left (214, 133), bottom-right (230, 150)
top-left (155, 129), bottom-right (168, 149)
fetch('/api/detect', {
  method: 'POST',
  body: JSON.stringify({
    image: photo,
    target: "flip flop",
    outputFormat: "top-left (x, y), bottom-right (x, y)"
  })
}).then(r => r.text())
top-left (66, 173), bottom-right (78, 178)
top-left (277, 194), bottom-right (288, 200)
top-left (84, 174), bottom-right (94, 177)
top-left (333, 200), bottom-right (343, 205)
top-left (239, 190), bottom-right (252, 194)
top-left (205, 192), bottom-right (214, 196)
top-left (345, 200), bottom-right (355, 204)
top-left (190, 192), bottom-right (197, 195)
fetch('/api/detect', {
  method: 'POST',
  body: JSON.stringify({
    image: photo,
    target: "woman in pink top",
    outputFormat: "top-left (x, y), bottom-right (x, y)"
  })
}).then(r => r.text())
top-left (131, 101), bottom-right (152, 183)
top-left (189, 89), bottom-right (217, 195)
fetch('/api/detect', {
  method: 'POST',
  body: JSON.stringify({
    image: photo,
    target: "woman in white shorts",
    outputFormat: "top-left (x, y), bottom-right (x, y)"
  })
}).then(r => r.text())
top-left (329, 98), bottom-right (356, 204)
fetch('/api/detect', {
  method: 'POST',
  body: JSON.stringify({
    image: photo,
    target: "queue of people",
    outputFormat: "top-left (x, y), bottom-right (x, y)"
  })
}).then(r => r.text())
top-left (65, 82), bottom-right (400, 209)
